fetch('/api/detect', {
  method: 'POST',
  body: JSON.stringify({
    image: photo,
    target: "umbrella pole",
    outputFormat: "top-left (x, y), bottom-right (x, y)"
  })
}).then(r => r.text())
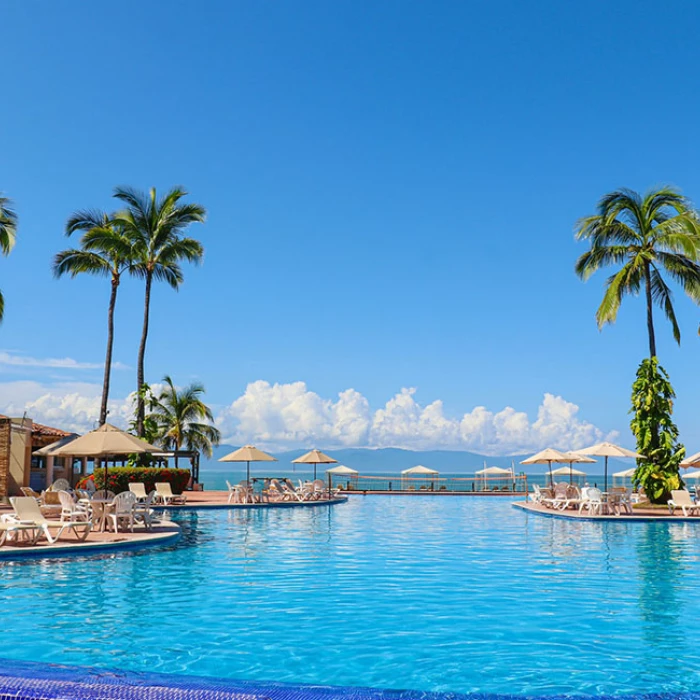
top-left (549, 461), bottom-right (554, 489)
top-left (605, 456), bottom-right (608, 493)
top-left (314, 463), bottom-right (317, 481)
top-left (569, 461), bottom-right (573, 485)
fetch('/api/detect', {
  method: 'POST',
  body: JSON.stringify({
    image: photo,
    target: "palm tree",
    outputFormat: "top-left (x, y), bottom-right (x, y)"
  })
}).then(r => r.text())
top-left (575, 187), bottom-right (700, 357)
top-left (150, 375), bottom-right (221, 468)
top-left (113, 186), bottom-right (205, 437)
top-left (53, 211), bottom-right (134, 424)
top-left (0, 194), bottom-right (18, 323)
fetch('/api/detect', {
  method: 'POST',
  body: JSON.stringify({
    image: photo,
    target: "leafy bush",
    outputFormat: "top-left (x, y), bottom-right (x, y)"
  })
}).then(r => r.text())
top-left (630, 358), bottom-right (685, 504)
top-left (87, 467), bottom-right (191, 494)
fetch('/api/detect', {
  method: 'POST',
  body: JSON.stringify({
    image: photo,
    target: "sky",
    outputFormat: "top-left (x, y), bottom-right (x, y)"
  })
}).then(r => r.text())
top-left (2, 0), bottom-right (700, 454)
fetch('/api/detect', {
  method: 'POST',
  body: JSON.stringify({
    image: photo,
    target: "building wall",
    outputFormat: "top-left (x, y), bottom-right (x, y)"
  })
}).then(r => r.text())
top-left (0, 419), bottom-right (10, 499)
top-left (8, 420), bottom-right (31, 497)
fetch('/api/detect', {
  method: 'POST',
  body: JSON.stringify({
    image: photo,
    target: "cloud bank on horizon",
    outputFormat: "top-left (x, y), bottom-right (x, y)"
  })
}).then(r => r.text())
top-left (0, 377), bottom-right (616, 455)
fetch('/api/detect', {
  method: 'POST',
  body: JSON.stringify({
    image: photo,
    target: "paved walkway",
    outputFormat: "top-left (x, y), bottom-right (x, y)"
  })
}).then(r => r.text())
top-left (514, 499), bottom-right (698, 522)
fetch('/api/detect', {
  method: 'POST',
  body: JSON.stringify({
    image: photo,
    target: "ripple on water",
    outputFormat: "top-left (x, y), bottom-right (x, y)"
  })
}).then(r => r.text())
top-left (1, 496), bottom-right (700, 695)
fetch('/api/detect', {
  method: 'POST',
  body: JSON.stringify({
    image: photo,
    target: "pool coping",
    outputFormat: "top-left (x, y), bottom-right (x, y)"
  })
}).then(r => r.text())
top-left (0, 522), bottom-right (181, 561)
top-left (155, 496), bottom-right (348, 511)
top-left (512, 500), bottom-right (700, 523)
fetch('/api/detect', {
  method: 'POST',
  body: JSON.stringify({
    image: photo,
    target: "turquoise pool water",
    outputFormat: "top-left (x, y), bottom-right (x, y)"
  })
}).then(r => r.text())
top-left (1, 496), bottom-right (698, 696)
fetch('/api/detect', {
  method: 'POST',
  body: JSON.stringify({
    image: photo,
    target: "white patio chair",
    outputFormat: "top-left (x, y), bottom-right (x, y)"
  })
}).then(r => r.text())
top-left (134, 491), bottom-right (156, 530)
top-left (579, 487), bottom-right (603, 515)
top-left (49, 478), bottom-right (71, 492)
top-left (106, 491), bottom-right (137, 533)
top-left (226, 480), bottom-right (238, 504)
top-left (9, 497), bottom-right (91, 544)
top-left (57, 491), bottom-right (90, 523)
top-left (668, 490), bottom-right (700, 517)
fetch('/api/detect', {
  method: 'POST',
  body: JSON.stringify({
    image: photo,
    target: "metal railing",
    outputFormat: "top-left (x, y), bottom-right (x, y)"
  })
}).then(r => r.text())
top-left (330, 473), bottom-right (528, 494)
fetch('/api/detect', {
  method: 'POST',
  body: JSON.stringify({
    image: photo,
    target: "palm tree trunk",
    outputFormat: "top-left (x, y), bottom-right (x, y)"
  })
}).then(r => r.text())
top-left (100, 275), bottom-right (119, 425)
top-left (644, 262), bottom-right (657, 358)
top-left (136, 272), bottom-right (153, 437)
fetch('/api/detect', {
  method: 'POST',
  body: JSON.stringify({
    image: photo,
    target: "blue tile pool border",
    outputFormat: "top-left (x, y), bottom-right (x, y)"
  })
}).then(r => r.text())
top-left (0, 657), bottom-right (699, 700)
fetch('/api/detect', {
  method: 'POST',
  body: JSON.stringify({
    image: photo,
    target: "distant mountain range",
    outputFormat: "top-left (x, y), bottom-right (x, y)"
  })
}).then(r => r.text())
top-left (202, 445), bottom-right (617, 475)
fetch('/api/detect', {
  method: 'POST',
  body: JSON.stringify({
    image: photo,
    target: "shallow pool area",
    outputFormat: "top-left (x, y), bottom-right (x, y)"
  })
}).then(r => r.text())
top-left (2, 496), bottom-right (699, 696)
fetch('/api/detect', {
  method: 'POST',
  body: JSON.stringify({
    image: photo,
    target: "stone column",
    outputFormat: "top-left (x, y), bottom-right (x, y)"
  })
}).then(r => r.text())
top-left (81, 457), bottom-right (87, 476)
top-left (46, 455), bottom-right (54, 486)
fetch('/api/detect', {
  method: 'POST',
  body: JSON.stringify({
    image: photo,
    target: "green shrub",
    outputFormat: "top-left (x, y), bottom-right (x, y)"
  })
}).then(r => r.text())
top-left (86, 467), bottom-right (191, 494)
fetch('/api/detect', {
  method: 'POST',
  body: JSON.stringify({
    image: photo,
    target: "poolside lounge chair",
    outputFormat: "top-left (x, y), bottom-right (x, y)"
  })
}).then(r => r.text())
top-left (155, 482), bottom-right (187, 505)
top-left (20, 487), bottom-right (42, 504)
top-left (0, 519), bottom-right (43, 546)
top-left (128, 483), bottom-right (148, 502)
top-left (668, 490), bottom-right (700, 517)
top-left (9, 497), bottom-right (91, 544)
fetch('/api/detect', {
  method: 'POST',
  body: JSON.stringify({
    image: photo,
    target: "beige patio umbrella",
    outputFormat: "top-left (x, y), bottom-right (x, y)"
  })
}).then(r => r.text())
top-left (521, 447), bottom-right (571, 488)
top-left (292, 449), bottom-right (337, 480)
top-left (326, 465), bottom-right (358, 475)
top-left (51, 423), bottom-right (160, 485)
top-left (573, 442), bottom-right (644, 493)
top-left (546, 466), bottom-right (587, 478)
top-left (561, 451), bottom-right (596, 484)
top-left (219, 445), bottom-right (277, 483)
top-left (681, 451), bottom-right (700, 468)
top-left (683, 469), bottom-right (700, 480)
top-left (401, 465), bottom-right (438, 475)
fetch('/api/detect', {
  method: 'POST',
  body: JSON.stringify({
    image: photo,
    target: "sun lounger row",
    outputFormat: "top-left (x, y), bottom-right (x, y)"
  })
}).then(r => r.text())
top-left (226, 478), bottom-right (339, 504)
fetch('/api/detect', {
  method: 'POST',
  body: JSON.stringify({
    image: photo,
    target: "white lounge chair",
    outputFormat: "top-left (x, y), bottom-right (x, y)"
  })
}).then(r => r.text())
top-left (668, 489), bottom-right (700, 517)
top-left (0, 516), bottom-right (42, 545)
top-left (9, 497), bottom-right (91, 544)
top-left (155, 482), bottom-right (187, 505)
top-left (129, 483), bottom-right (148, 502)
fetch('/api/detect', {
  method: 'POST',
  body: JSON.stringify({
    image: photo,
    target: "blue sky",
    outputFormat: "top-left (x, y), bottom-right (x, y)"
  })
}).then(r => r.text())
top-left (2, 0), bottom-right (700, 453)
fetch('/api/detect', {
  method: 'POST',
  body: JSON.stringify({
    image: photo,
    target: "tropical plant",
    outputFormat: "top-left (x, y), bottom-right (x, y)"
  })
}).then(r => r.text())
top-left (86, 466), bottom-right (191, 494)
top-left (112, 187), bottom-right (205, 436)
top-left (630, 357), bottom-right (685, 503)
top-left (53, 210), bottom-right (134, 425)
top-left (0, 194), bottom-right (18, 323)
top-left (148, 375), bottom-right (220, 467)
top-left (574, 187), bottom-right (700, 358)
top-left (128, 383), bottom-right (162, 445)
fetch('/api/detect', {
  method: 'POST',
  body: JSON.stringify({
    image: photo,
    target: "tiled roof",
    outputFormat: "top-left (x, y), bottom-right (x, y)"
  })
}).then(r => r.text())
top-left (0, 415), bottom-right (72, 438)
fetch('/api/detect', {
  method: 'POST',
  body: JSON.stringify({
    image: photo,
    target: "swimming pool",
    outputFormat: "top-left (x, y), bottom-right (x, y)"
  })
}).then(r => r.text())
top-left (1, 496), bottom-right (698, 696)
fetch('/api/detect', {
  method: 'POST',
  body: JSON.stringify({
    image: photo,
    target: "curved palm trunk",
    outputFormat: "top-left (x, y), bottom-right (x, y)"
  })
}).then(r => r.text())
top-left (99, 275), bottom-right (120, 425)
top-left (644, 262), bottom-right (657, 358)
top-left (136, 272), bottom-right (153, 437)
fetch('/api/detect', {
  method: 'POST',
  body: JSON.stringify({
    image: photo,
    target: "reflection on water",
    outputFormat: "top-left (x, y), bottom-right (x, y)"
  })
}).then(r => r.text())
top-left (2, 497), bottom-right (700, 696)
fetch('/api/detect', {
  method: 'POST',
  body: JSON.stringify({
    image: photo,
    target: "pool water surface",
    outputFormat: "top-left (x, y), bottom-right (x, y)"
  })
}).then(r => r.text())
top-left (1, 496), bottom-right (698, 696)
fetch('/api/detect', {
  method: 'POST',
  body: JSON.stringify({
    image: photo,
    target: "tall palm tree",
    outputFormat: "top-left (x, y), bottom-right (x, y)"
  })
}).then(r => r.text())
top-left (0, 194), bottom-right (18, 323)
top-left (113, 186), bottom-right (205, 437)
top-left (53, 211), bottom-right (134, 424)
top-left (575, 187), bottom-right (700, 357)
top-left (150, 375), bottom-right (221, 467)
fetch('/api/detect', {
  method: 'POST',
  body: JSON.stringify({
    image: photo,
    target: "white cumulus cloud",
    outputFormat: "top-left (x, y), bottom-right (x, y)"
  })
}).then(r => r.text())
top-left (0, 378), bottom-right (615, 455)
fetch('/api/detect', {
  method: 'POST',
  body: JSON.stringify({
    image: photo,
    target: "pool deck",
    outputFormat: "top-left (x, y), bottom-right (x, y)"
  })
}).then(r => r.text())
top-left (513, 499), bottom-right (700, 522)
top-left (0, 520), bottom-right (180, 560)
top-left (156, 491), bottom-right (348, 509)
